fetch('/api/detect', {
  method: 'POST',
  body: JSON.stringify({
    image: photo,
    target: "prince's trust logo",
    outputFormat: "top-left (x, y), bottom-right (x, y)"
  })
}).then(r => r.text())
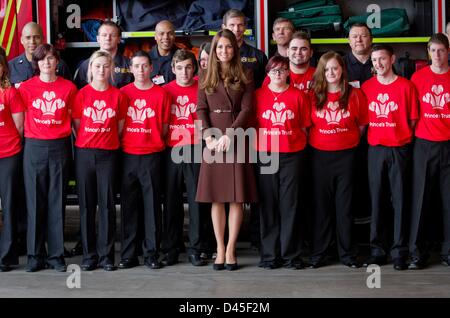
top-left (127, 99), bottom-right (155, 124)
top-left (32, 91), bottom-right (65, 116)
top-left (262, 102), bottom-right (295, 126)
top-left (316, 101), bottom-right (350, 125)
top-left (422, 85), bottom-right (450, 110)
top-left (171, 95), bottom-right (197, 120)
top-left (83, 100), bottom-right (116, 124)
top-left (369, 93), bottom-right (398, 118)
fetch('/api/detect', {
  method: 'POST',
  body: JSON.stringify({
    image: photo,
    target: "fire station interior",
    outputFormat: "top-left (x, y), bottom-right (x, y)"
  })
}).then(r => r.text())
top-left (0, 0), bottom-right (449, 298)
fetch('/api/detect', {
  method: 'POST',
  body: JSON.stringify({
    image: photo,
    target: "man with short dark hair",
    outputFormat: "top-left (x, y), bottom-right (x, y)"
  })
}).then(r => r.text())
top-left (263, 31), bottom-right (315, 92)
top-left (74, 21), bottom-right (133, 89)
top-left (119, 50), bottom-right (171, 270)
top-left (408, 33), bottom-right (450, 269)
top-left (162, 49), bottom-right (208, 267)
top-left (362, 44), bottom-right (418, 270)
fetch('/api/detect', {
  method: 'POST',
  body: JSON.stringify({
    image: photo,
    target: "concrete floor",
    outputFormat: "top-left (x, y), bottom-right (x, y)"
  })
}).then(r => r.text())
top-left (1, 207), bottom-right (449, 298)
top-left (0, 247), bottom-right (449, 298)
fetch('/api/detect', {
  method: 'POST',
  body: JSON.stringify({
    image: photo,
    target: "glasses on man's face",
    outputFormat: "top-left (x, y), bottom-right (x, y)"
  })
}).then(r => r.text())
top-left (269, 68), bottom-right (288, 75)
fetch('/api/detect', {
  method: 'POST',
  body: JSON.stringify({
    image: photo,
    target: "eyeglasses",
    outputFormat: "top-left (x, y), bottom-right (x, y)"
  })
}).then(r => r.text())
top-left (269, 68), bottom-right (288, 75)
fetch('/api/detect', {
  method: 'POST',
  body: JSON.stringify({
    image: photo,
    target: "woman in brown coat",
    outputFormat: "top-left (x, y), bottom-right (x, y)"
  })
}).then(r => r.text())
top-left (196, 29), bottom-right (257, 270)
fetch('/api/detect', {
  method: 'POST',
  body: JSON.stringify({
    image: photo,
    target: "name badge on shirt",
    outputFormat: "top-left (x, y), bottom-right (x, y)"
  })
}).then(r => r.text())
top-left (152, 75), bottom-right (165, 85)
top-left (349, 80), bottom-right (360, 88)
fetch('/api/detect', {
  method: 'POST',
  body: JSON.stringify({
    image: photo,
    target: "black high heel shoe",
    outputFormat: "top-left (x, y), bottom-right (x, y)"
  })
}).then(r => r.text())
top-left (225, 263), bottom-right (238, 271)
top-left (213, 263), bottom-right (225, 270)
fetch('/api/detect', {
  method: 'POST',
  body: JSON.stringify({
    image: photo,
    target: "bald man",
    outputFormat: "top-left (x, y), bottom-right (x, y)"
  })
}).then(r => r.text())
top-left (149, 20), bottom-right (179, 85)
top-left (8, 22), bottom-right (71, 86)
top-left (73, 21), bottom-right (133, 88)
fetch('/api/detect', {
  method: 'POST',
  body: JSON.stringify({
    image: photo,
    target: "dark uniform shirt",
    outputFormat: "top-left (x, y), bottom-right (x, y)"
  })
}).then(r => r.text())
top-left (73, 53), bottom-right (133, 89)
top-left (149, 45), bottom-right (178, 86)
top-left (8, 53), bottom-right (72, 87)
top-left (343, 52), bottom-right (373, 88)
top-left (240, 42), bottom-right (268, 88)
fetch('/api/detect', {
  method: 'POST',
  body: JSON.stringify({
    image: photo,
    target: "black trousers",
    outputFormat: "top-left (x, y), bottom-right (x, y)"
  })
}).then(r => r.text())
top-left (75, 147), bottom-right (117, 264)
top-left (15, 150), bottom-right (27, 251)
top-left (162, 146), bottom-right (205, 255)
top-left (120, 151), bottom-right (162, 259)
top-left (257, 151), bottom-right (305, 263)
top-left (0, 153), bottom-right (20, 265)
top-left (368, 144), bottom-right (411, 259)
top-left (310, 147), bottom-right (357, 263)
top-left (353, 132), bottom-right (371, 221)
top-left (409, 138), bottom-right (450, 259)
top-left (24, 137), bottom-right (70, 263)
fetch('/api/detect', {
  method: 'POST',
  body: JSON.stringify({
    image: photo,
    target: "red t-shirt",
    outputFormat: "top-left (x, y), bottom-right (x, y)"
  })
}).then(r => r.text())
top-left (18, 76), bottom-right (77, 139)
top-left (262, 66), bottom-right (316, 92)
top-left (164, 80), bottom-right (200, 148)
top-left (72, 85), bottom-right (128, 150)
top-left (0, 87), bottom-right (25, 158)
top-left (309, 88), bottom-right (368, 151)
top-left (120, 83), bottom-right (170, 154)
top-left (411, 66), bottom-right (450, 141)
top-left (254, 85), bottom-right (311, 152)
top-left (362, 76), bottom-right (419, 146)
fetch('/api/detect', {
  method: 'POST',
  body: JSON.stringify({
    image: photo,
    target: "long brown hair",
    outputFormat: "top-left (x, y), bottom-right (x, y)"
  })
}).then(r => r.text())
top-left (0, 47), bottom-right (11, 89)
top-left (312, 51), bottom-right (351, 111)
top-left (200, 29), bottom-right (248, 95)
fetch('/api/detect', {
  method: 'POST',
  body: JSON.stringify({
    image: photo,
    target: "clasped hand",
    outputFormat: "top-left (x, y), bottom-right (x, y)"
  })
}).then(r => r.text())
top-left (205, 135), bottom-right (231, 152)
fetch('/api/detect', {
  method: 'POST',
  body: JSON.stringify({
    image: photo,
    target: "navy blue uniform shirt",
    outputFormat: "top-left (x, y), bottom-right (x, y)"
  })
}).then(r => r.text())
top-left (149, 45), bottom-right (179, 86)
top-left (239, 42), bottom-right (268, 88)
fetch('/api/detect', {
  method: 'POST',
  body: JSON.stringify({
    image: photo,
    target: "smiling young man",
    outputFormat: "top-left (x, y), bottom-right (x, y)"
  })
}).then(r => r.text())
top-left (408, 33), bottom-right (450, 269)
top-left (361, 44), bottom-right (419, 270)
top-left (161, 49), bottom-right (208, 267)
top-left (263, 31), bottom-right (315, 92)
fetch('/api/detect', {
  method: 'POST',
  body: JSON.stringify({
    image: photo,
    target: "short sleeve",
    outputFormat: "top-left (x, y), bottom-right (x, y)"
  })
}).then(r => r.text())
top-left (117, 91), bottom-right (129, 120)
top-left (71, 90), bottom-right (83, 119)
top-left (8, 87), bottom-right (25, 113)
